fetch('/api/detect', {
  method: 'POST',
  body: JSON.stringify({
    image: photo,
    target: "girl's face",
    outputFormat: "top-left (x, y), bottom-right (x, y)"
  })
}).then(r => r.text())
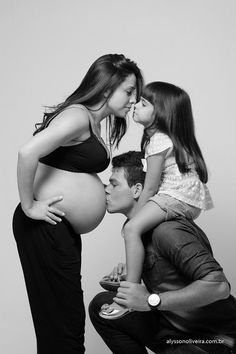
top-left (107, 74), bottom-right (137, 117)
top-left (133, 97), bottom-right (154, 127)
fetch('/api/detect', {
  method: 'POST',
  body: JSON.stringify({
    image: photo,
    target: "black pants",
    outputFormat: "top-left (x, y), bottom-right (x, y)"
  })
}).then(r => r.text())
top-left (89, 292), bottom-right (235, 354)
top-left (13, 204), bottom-right (85, 354)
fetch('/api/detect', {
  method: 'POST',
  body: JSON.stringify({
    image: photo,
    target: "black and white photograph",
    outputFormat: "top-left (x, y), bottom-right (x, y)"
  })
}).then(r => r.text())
top-left (1, 1), bottom-right (236, 353)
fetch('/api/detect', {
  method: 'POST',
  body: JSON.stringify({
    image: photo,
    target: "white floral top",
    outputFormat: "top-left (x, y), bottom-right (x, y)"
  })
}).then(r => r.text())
top-left (142, 131), bottom-right (213, 210)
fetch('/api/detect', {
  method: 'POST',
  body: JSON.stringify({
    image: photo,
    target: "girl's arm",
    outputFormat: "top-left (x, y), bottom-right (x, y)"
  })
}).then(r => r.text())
top-left (136, 151), bottom-right (166, 212)
top-left (18, 107), bottom-right (90, 223)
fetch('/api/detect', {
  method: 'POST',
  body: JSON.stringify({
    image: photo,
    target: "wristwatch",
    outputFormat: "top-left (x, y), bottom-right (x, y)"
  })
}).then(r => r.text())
top-left (147, 293), bottom-right (161, 310)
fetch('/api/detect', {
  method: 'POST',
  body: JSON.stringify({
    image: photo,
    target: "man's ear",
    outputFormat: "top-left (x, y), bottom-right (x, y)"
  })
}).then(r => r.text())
top-left (131, 183), bottom-right (143, 199)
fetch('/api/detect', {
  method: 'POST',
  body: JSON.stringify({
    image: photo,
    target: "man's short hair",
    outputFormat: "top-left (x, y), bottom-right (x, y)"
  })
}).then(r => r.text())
top-left (112, 151), bottom-right (146, 187)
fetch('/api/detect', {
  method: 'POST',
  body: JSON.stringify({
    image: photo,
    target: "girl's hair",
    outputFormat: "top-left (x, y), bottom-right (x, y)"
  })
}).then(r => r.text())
top-left (34, 54), bottom-right (143, 148)
top-left (141, 82), bottom-right (208, 183)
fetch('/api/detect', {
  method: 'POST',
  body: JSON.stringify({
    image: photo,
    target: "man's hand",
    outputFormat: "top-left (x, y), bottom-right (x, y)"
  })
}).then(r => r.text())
top-left (107, 263), bottom-right (126, 281)
top-left (113, 281), bottom-right (151, 311)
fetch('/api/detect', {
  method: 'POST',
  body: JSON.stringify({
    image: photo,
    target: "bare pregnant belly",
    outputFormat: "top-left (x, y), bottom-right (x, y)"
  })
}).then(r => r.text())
top-left (34, 163), bottom-right (106, 234)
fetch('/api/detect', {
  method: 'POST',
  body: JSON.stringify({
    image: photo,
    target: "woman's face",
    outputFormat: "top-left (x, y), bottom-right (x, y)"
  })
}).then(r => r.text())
top-left (133, 97), bottom-right (154, 127)
top-left (107, 74), bottom-right (137, 117)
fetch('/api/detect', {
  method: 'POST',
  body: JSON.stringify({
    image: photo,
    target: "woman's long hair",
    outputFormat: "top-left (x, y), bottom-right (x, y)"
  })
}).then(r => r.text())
top-left (33, 54), bottom-right (143, 148)
top-left (141, 82), bottom-right (208, 183)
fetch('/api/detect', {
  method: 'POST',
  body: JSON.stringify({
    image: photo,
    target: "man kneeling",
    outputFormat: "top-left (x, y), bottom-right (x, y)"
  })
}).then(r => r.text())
top-left (89, 151), bottom-right (236, 354)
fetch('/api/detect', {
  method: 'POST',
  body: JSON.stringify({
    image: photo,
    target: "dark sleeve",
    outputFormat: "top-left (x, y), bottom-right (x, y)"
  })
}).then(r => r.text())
top-left (151, 218), bottom-right (228, 282)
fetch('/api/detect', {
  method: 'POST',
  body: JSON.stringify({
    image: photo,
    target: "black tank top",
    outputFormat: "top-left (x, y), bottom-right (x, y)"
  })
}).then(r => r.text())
top-left (39, 105), bottom-right (110, 173)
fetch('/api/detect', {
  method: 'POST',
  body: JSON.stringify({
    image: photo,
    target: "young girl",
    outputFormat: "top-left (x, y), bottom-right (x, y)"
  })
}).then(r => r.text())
top-left (100, 81), bottom-right (213, 319)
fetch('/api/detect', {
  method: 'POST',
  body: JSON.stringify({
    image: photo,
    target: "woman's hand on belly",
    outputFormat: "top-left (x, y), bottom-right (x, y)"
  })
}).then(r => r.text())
top-left (34, 164), bottom-right (107, 233)
top-left (25, 196), bottom-right (66, 225)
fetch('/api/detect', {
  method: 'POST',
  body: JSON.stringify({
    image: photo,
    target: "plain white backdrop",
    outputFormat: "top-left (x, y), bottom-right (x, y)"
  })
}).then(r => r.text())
top-left (1, 0), bottom-right (236, 353)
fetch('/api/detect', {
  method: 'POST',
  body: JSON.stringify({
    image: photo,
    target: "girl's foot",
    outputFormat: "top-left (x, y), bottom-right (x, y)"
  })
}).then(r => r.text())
top-left (99, 274), bottom-right (127, 292)
top-left (99, 302), bottom-right (132, 320)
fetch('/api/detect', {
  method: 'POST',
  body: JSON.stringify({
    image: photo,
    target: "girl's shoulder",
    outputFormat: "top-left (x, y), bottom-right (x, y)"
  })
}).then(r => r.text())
top-left (146, 131), bottom-right (173, 157)
top-left (149, 131), bottom-right (173, 149)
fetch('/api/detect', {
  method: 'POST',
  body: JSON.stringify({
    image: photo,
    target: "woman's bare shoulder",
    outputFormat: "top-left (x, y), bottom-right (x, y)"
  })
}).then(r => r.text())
top-left (49, 104), bottom-right (90, 132)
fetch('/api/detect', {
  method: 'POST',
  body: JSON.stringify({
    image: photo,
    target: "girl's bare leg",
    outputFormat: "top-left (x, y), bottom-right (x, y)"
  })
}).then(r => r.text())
top-left (124, 201), bottom-right (166, 283)
top-left (99, 201), bottom-right (166, 320)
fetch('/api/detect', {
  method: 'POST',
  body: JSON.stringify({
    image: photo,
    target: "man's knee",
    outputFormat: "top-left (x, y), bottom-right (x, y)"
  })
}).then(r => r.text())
top-left (89, 292), bottom-right (115, 321)
top-left (89, 292), bottom-right (105, 316)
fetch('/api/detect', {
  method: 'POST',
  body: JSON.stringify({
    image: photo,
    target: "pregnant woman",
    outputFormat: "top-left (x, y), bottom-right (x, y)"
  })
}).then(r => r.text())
top-left (12, 53), bottom-right (143, 354)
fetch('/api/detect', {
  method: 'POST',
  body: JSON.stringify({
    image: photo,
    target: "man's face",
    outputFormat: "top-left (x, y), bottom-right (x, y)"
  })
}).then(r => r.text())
top-left (105, 167), bottom-right (135, 215)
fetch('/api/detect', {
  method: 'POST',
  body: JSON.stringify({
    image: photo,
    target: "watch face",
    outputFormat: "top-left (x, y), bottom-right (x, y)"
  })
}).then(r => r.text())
top-left (148, 294), bottom-right (160, 307)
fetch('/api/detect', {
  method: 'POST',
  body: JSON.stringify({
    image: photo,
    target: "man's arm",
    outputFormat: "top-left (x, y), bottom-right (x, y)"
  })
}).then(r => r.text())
top-left (114, 274), bottom-right (229, 312)
top-left (114, 219), bottom-right (230, 311)
top-left (158, 275), bottom-right (230, 311)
